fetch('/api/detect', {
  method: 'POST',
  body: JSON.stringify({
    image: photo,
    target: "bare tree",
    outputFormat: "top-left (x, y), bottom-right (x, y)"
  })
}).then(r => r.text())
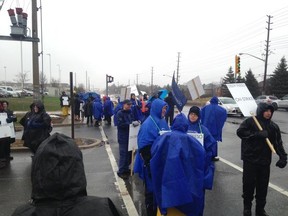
top-left (51, 77), bottom-right (60, 88)
top-left (40, 72), bottom-right (48, 92)
top-left (14, 71), bottom-right (30, 89)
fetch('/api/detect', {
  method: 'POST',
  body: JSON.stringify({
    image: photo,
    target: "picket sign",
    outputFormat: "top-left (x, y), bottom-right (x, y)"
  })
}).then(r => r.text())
top-left (226, 83), bottom-right (276, 153)
top-left (0, 113), bottom-right (15, 139)
top-left (186, 76), bottom-right (205, 100)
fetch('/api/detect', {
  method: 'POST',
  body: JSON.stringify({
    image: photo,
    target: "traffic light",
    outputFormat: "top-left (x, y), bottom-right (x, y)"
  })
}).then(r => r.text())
top-left (106, 74), bottom-right (114, 83)
top-left (235, 55), bottom-right (241, 74)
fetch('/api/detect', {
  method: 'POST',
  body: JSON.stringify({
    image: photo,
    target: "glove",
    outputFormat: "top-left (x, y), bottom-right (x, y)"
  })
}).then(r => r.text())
top-left (0, 120), bottom-right (1, 125)
top-left (276, 159), bottom-right (287, 168)
top-left (6, 118), bottom-right (13, 123)
top-left (255, 130), bottom-right (268, 138)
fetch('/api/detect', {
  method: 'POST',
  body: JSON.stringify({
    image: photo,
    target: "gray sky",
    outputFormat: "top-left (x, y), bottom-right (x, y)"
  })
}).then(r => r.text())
top-left (1, 0), bottom-right (288, 90)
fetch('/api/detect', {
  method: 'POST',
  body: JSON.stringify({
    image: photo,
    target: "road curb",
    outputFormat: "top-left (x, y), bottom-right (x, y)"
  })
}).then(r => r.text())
top-left (11, 138), bottom-right (102, 151)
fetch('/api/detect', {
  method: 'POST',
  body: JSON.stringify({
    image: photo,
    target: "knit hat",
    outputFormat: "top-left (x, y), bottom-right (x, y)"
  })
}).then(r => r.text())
top-left (189, 106), bottom-right (200, 117)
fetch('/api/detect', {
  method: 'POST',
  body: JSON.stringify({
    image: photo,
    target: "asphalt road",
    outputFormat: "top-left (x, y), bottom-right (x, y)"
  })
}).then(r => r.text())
top-left (1, 109), bottom-right (288, 216)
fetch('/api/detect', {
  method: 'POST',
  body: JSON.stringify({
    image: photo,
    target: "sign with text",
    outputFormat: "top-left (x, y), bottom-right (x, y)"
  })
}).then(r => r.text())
top-left (0, 113), bottom-right (12, 139)
top-left (226, 83), bottom-right (257, 117)
top-left (187, 76), bottom-right (205, 100)
top-left (128, 124), bottom-right (140, 151)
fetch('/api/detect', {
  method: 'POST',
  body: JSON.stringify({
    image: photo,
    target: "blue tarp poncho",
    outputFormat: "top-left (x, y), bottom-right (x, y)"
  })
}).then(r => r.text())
top-left (187, 109), bottom-right (216, 190)
top-left (201, 96), bottom-right (227, 142)
top-left (150, 113), bottom-right (205, 216)
top-left (133, 99), bottom-right (169, 192)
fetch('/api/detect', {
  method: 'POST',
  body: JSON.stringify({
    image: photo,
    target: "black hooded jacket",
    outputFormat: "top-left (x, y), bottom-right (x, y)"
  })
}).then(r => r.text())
top-left (237, 103), bottom-right (287, 165)
top-left (11, 133), bottom-right (122, 216)
top-left (21, 101), bottom-right (52, 153)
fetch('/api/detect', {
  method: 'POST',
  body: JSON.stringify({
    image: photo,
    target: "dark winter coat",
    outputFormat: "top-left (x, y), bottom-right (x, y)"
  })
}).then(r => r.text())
top-left (11, 133), bottom-right (122, 216)
top-left (21, 102), bottom-right (52, 153)
top-left (237, 103), bottom-right (287, 165)
top-left (84, 100), bottom-right (93, 117)
top-left (116, 108), bottom-right (133, 145)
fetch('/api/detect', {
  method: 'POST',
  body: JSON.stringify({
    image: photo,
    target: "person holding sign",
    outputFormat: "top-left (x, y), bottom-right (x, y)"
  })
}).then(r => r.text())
top-left (60, 91), bottom-right (70, 116)
top-left (237, 102), bottom-right (287, 216)
top-left (115, 99), bottom-right (133, 180)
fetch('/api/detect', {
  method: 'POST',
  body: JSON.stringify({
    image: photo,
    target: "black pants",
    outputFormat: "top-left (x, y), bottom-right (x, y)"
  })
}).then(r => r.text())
top-left (242, 161), bottom-right (270, 211)
top-left (86, 115), bottom-right (93, 125)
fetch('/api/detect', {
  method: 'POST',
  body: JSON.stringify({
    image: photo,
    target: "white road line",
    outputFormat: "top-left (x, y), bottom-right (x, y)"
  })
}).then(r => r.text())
top-left (219, 157), bottom-right (288, 197)
top-left (100, 126), bottom-right (139, 216)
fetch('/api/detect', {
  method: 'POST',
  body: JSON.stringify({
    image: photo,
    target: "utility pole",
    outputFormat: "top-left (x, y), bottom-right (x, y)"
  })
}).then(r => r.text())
top-left (32, 0), bottom-right (40, 100)
top-left (263, 15), bottom-right (272, 95)
top-left (176, 52), bottom-right (180, 84)
top-left (136, 74), bottom-right (139, 86)
top-left (150, 67), bottom-right (154, 95)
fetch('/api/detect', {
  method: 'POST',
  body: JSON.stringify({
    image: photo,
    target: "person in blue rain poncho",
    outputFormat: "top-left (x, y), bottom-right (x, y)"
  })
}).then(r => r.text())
top-left (187, 106), bottom-right (217, 215)
top-left (150, 113), bottom-right (205, 216)
top-left (92, 97), bottom-right (103, 127)
top-left (133, 98), bottom-right (169, 216)
top-left (201, 96), bottom-right (227, 161)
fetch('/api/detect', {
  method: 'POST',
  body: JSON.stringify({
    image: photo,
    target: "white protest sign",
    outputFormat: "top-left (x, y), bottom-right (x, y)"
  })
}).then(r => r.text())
top-left (187, 76), bottom-right (205, 100)
top-left (187, 132), bottom-right (204, 146)
top-left (0, 113), bottom-right (12, 138)
top-left (128, 124), bottom-right (140, 151)
top-left (226, 83), bottom-right (257, 117)
top-left (62, 96), bottom-right (69, 106)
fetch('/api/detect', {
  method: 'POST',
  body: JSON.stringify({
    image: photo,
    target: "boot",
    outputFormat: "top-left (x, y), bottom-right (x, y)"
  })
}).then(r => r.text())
top-left (243, 209), bottom-right (252, 216)
top-left (256, 209), bottom-right (269, 216)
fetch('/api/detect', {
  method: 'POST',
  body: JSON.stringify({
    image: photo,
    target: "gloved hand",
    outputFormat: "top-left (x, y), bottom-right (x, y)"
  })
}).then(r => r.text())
top-left (0, 120), bottom-right (1, 125)
top-left (276, 159), bottom-right (287, 168)
top-left (6, 118), bottom-right (13, 123)
top-left (255, 130), bottom-right (268, 138)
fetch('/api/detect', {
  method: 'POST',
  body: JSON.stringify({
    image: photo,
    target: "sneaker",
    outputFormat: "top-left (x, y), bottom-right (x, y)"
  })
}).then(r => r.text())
top-left (212, 157), bottom-right (220, 161)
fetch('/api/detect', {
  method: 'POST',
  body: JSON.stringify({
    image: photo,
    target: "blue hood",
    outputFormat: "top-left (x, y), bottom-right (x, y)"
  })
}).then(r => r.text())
top-left (171, 113), bottom-right (189, 133)
top-left (210, 96), bottom-right (219, 104)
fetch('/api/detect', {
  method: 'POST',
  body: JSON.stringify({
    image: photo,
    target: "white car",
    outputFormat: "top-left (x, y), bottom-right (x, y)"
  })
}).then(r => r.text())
top-left (218, 97), bottom-right (242, 116)
top-left (277, 94), bottom-right (288, 111)
top-left (255, 95), bottom-right (279, 110)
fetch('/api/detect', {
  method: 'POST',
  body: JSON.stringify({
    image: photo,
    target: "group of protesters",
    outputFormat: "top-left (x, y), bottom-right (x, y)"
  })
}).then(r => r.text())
top-left (114, 93), bottom-right (287, 216)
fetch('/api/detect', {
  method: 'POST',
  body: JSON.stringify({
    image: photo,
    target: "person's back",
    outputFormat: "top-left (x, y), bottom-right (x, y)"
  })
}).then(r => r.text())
top-left (201, 96), bottom-right (227, 142)
top-left (11, 133), bottom-right (122, 216)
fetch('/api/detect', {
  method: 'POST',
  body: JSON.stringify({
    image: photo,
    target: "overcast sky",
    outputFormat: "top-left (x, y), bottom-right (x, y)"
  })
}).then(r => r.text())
top-left (1, 0), bottom-right (288, 90)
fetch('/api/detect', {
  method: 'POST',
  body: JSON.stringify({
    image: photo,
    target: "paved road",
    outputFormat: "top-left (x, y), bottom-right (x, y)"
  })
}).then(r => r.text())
top-left (1, 110), bottom-right (288, 216)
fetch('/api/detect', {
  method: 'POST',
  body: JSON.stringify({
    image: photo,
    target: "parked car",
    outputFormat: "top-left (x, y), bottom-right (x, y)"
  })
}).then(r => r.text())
top-left (0, 88), bottom-right (8, 97)
top-left (0, 87), bottom-right (13, 97)
top-left (277, 94), bottom-right (288, 111)
top-left (0, 86), bottom-right (20, 97)
top-left (217, 97), bottom-right (242, 116)
top-left (255, 95), bottom-right (279, 110)
top-left (23, 89), bottom-right (34, 96)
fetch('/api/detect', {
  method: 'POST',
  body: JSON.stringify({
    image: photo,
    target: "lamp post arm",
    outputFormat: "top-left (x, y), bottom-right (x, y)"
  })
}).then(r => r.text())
top-left (239, 53), bottom-right (265, 62)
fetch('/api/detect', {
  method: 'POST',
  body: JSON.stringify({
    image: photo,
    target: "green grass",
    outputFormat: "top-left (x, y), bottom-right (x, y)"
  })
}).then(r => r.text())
top-left (2, 96), bottom-right (62, 112)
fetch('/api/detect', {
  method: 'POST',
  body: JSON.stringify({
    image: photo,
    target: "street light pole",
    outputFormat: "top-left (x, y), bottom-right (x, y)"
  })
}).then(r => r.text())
top-left (47, 53), bottom-right (51, 83)
top-left (239, 52), bottom-right (267, 94)
top-left (4, 66), bottom-right (6, 86)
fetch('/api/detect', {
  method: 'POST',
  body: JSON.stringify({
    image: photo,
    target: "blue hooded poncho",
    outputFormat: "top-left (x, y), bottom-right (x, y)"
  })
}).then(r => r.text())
top-left (150, 113), bottom-right (205, 216)
top-left (133, 99), bottom-right (169, 192)
top-left (92, 97), bottom-right (103, 120)
top-left (187, 106), bottom-right (216, 190)
top-left (201, 96), bottom-right (227, 142)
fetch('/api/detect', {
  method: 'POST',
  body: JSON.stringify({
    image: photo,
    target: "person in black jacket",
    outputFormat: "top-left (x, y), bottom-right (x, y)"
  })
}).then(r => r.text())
top-left (11, 133), bottom-right (122, 216)
top-left (164, 91), bottom-right (175, 126)
top-left (115, 99), bottom-right (133, 179)
top-left (237, 102), bottom-right (287, 216)
top-left (21, 101), bottom-right (52, 154)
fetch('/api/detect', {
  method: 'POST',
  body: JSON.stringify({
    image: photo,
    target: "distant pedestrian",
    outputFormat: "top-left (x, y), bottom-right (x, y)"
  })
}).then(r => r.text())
top-left (237, 103), bottom-right (287, 216)
top-left (201, 96), bottom-right (227, 161)
top-left (130, 93), bottom-right (143, 122)
top-left (11, 133), bottom-right (122, 216)
top-left (21, 101), bottom-right (52, 154)
top-left (92, 97), bottom-right (103, 127)
top-left (60, 91), bottom-right (70, 116)
top-left (103, 96), bottom-right (114, 125)
top-left (1, 100), bottom-right (17, 161)
top-left (164, 91), bottom-right (175, 126)
top-left (84, 98), bottom-right (93, 126)
top-left (74, 93), bottom-right (82, 121)
top-left (115, 99), bottom-right (133, 179)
